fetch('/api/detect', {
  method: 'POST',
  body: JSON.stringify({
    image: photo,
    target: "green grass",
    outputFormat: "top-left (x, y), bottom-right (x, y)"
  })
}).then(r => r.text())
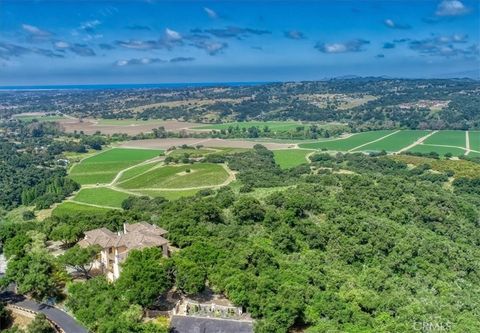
top-left (424, 130), bottom-right (466, 148)
top-left (69, 148), bottom-right (162, 185)
top-left (356, 130), bottom-right (431, 152)
top-left (16, 115), bottom-right (65, 122)
top-left (469, 131), bottom-right (480, 152)
top-left (134, 189), bottom-right (200, 200)
top-left (408, 144), bottom-right (466, 156)
top-left (273, 149), bottom-right (311, 169)
top-left (52, 202), bottom-right (112, 217)
top-left (73, 188), bottom-right (131, 208)
top-left (195, 121), bottom-right (312, 131)
top-left (299, 130), bottom-right (395, 151)
top-left (95, 118), bottom-right (167, 126)
top-left (118, 163), bottom-right (229, 189)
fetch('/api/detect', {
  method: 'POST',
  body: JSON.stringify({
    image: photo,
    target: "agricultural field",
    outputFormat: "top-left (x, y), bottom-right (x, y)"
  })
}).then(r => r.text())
top-left (118, 163), bottom-right (230, 190)
top-left (52, 201), bottom-right (112, 217)
top-left (139, 189), bottom-right (200, 200)
top-left (195, 121), bottom-right (312, 131)
top-left (299, 130), bottom-right (395, 151)
top-left (273, 149), bottom-right (311, 169)
top-left (355, 130), bottom-right (430, 152)
top-left (15, 114), bottom-right (66, 122)
top-left (94, 118), bottom-right (168, 126)
top-left (69, 148), bottom-right (163, 185)
top-left (299, 129), bottom-right (478, 156)
top-left (72, 188), bottom-right (131, 208)
top-left (423, 130), bottom-right (466, 148)
top-left (469, 131), bottom-right (480, 152)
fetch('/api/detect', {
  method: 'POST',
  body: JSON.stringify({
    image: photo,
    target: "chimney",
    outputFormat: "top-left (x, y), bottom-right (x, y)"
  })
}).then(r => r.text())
top-left (123, 223), bottom-right (127, 234)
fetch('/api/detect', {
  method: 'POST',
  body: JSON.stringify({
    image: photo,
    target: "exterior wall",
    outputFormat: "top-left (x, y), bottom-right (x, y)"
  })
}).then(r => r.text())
top-left (91, 245), bottom-right (170, 281)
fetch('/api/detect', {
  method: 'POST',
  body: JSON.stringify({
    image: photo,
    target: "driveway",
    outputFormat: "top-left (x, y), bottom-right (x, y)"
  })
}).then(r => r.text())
top-left (0, 291), bottom-right (87, 333)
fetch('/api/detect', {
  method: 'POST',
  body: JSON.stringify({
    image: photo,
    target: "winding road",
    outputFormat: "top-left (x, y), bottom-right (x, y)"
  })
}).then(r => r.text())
top-left (0, 291), bottom-right (87, 333)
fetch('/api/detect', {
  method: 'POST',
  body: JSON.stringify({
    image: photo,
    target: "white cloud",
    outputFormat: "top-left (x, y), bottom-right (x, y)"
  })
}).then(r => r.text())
top-left (383, 19), bottom-right (411, 29)
top-left (53, 41), bottom-right (70, 49)
top-left (115, 57), bottom-right (165, 66)
top-left (165, 28), bottom-right (182, 41)
top-left (79, 20), bottom-right (101, 31)
top-left (204, 7), bottom-right (218, 19)
top-left (435, 0), bottom-right (470, 16)
top-left (22, 24), bottom-right (51, 37)
top-left (315, 39), bottom-right (370, 53)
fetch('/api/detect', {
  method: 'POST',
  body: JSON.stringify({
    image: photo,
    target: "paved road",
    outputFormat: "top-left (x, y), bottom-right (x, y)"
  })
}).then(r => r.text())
top-left (0, 291), bottom-right (88, 333)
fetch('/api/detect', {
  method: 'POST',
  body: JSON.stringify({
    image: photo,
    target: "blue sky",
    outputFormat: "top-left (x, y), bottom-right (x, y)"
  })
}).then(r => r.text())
top-left (0, 0), bottom-right (478, 85)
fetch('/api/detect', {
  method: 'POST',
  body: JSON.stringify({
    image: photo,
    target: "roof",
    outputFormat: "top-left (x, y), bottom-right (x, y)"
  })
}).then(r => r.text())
top-left (79, 227), bottom-right (116, 248)
top-left (78, 223), bottom-right (168, 250)
top-left (170, 316), bottom-right (253, 333)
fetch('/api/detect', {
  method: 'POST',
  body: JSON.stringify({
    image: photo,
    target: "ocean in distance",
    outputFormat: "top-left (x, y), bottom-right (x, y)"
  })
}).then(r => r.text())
top-left (0, 81), bottom-right (272, 91)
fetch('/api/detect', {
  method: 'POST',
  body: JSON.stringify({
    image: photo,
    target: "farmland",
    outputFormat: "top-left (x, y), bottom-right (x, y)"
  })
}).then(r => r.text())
top-left (470, 131), bottom-right (480, 152)
top-left (355, 130), bottom-right (430, 152)
top-left (194, 121), bottom-right (312, 131)
top-left (69, 148), bottom-right (163, 185)
top-left (423, 130), bottom-right (466, 147)
top-left (299, 130), bottom-right (396, 151)
top-left (117, 163), bottom-right (230, 190)
top-left (15, 114), bottom-right (67, 122)
top-left (58, 128), bottom-right (480, 213)
top-left (60, 147), bottom-right (234, 212)
top-left (299, 129), bottom-right (478, 156)
top-left (273, 149), bottom-right (311, 169)
top-left (72, 188), bottom-right (131, 208)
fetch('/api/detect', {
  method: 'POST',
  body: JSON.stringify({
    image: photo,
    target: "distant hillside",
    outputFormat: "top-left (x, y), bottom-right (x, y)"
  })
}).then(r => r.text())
top-left (2, 78), bottom-right (479, 130)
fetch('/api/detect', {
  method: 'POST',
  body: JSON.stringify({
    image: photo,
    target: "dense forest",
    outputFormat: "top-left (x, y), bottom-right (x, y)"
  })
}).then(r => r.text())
top-left (2, 78), bottom-right (479, 129)
top-left (1, 145), bottom-right (479, 332)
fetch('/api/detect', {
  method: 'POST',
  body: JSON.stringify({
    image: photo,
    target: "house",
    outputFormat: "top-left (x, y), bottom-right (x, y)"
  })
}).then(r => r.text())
top-left (78, 222), bottom-right (169, 281)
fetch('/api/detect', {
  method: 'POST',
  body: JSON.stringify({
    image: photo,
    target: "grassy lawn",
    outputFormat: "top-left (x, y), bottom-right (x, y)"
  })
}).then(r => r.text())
top-left (52, 201), bottom-right (112, 217)
top-left (424, 130), bottom-right (466, 148)
top-left (356, 130), bottom-right (431, 152)
top-left (69, 148), bottom-right (163, 185)
top-left (73, 187), bottom-right (131, 208)
top-left (195, 121), bottom-right (311, 131)
top-left (408, 144), bottom-right (466, 156)
top-left (469, 131), bottom-right (480, 152)
top-left (273, 149), bottom-right (311, 169)
top-left (118, 163), bottom-right (229, 189)
top-left (299, 130), bottom-right (395, 151)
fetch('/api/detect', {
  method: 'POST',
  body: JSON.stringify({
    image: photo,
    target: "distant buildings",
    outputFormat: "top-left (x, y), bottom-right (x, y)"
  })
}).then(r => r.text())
top-left (78, 222), bottom-right (169, 281)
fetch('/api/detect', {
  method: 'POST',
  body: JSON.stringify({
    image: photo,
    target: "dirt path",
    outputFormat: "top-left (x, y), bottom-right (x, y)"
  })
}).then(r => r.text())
top-left (465, 131), bottom-right (471, 156)
top-left (396, 130), bottom-right (438, 154)
top-left (348, 130), bottom-right (401, 152)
